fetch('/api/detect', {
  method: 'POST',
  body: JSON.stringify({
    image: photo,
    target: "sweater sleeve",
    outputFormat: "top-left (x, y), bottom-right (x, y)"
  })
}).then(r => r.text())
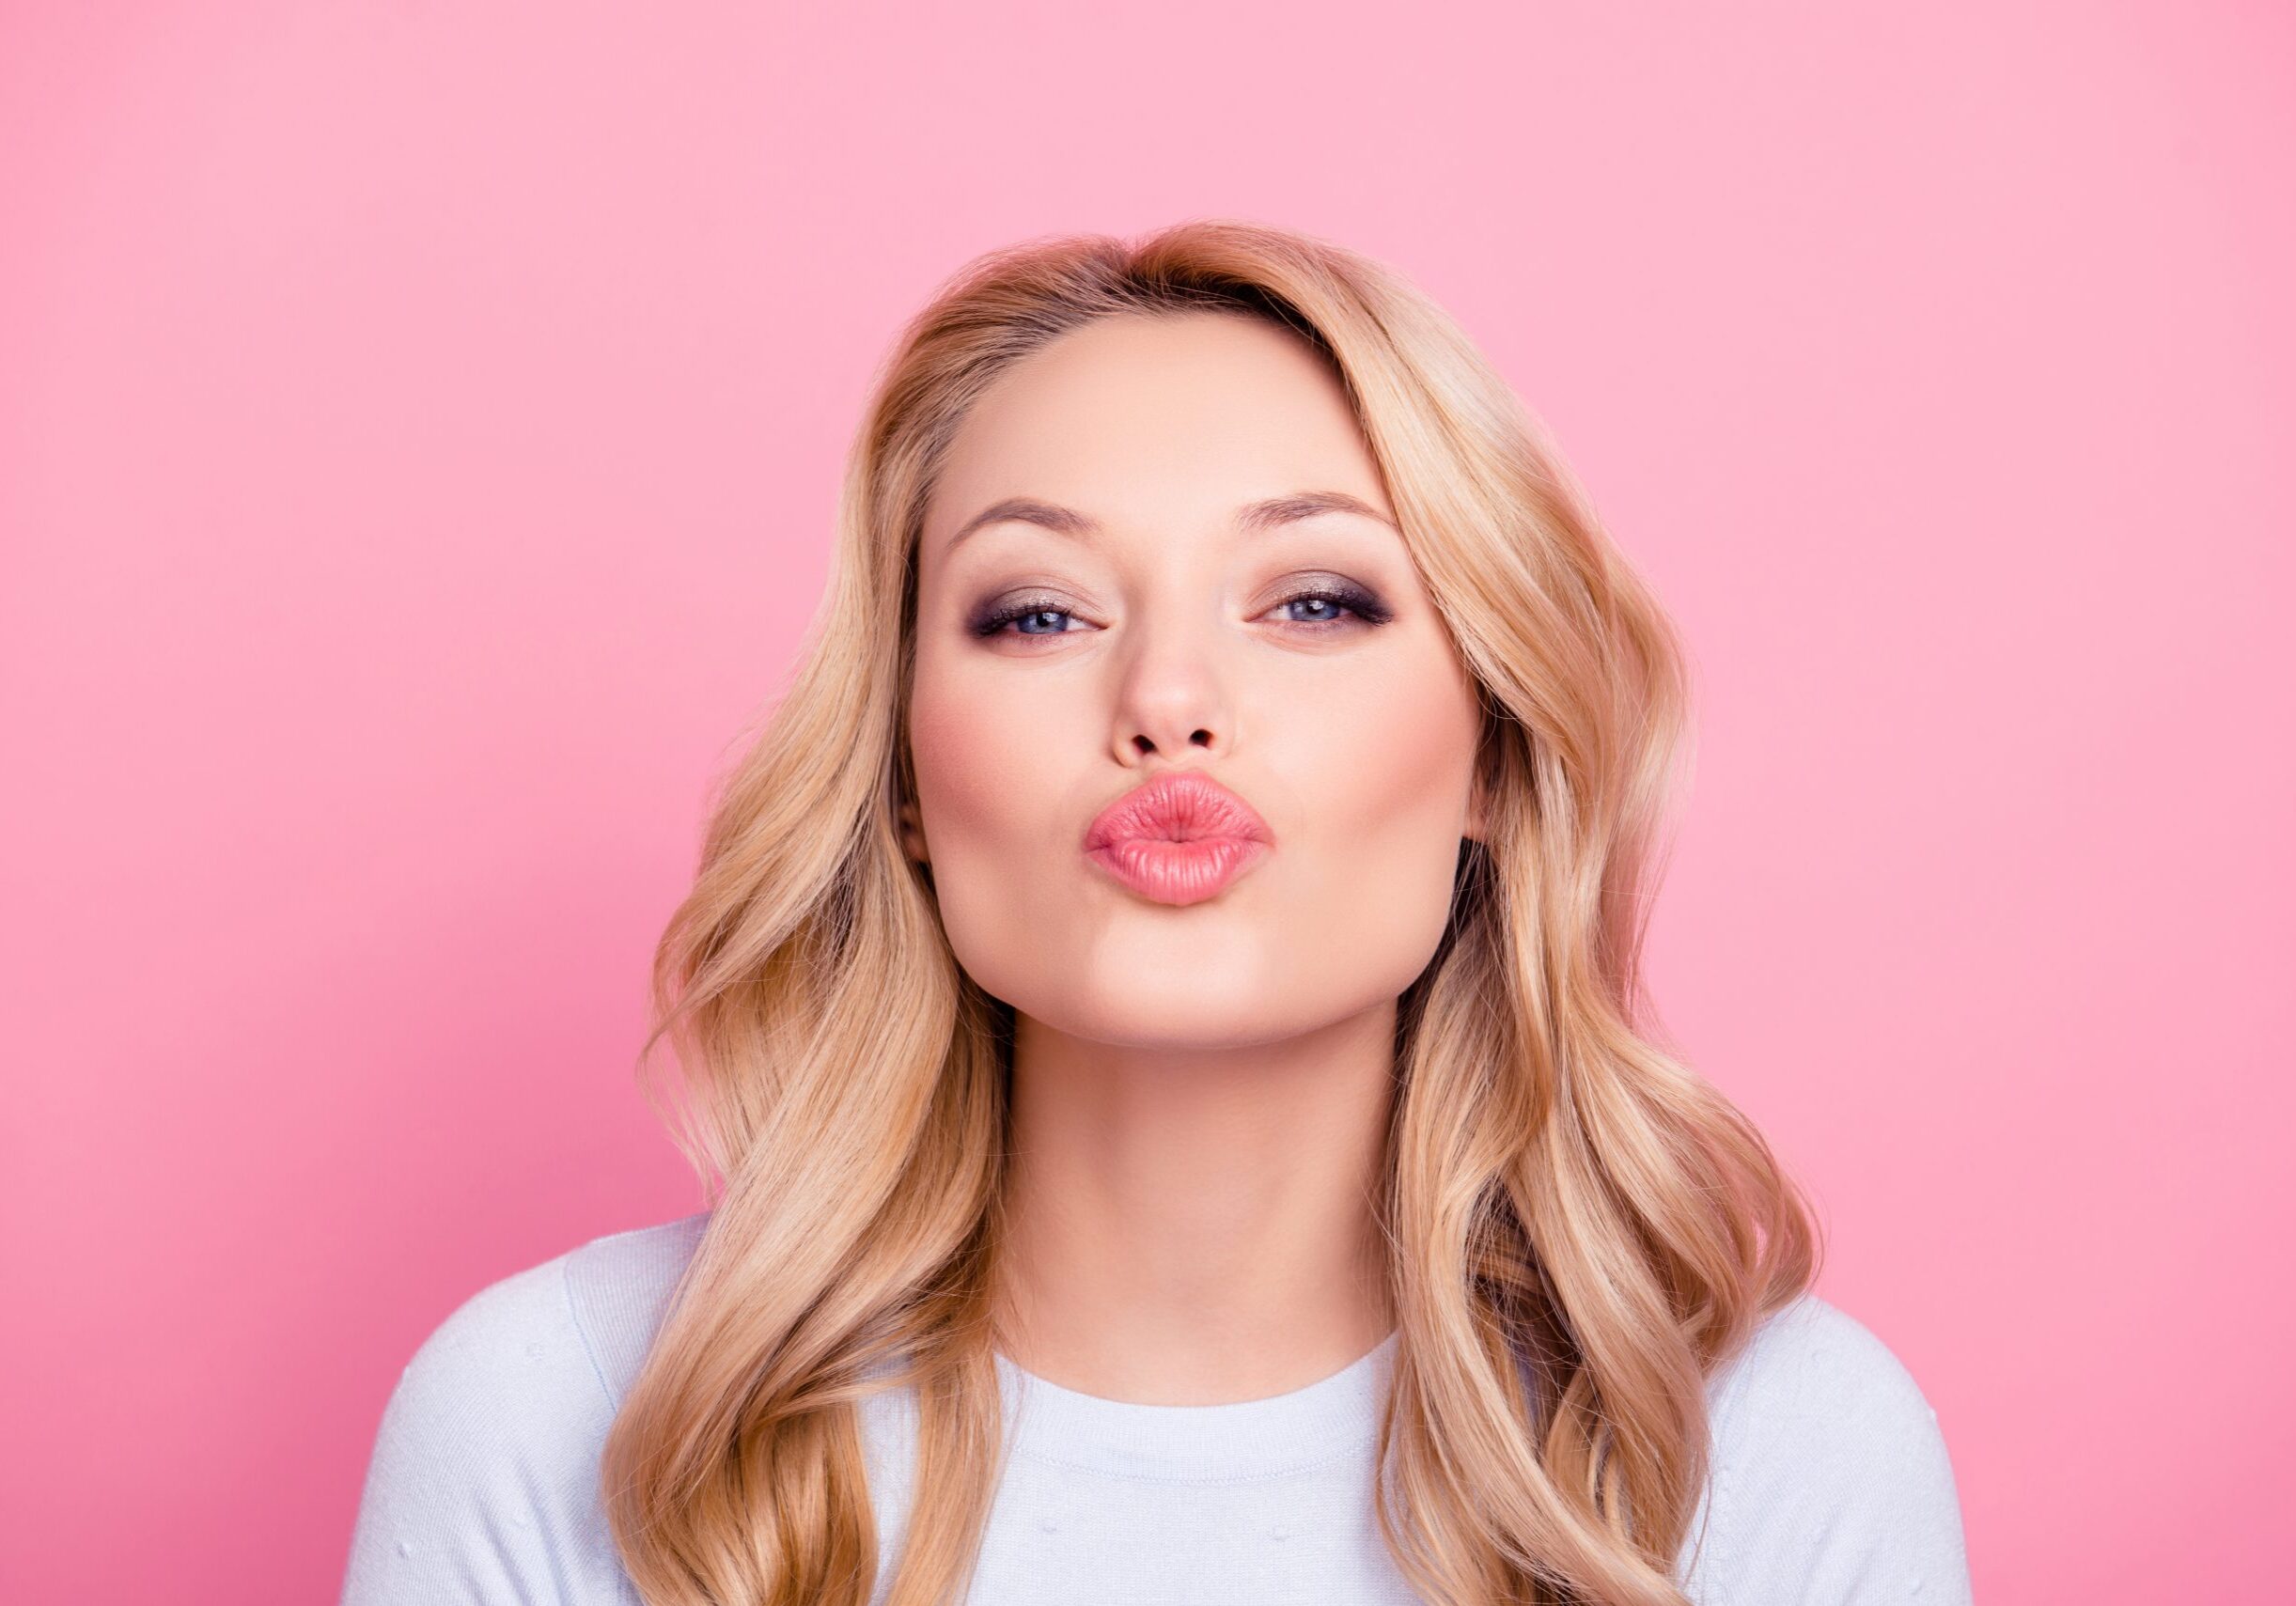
top-left (337, 1253), bottom-right (633, 1606)
top-left (1676, 1294), bottom-right (1973, 1606)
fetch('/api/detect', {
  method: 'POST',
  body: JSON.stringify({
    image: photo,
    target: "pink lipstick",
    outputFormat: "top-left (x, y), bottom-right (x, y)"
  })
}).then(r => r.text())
top-left (1081, 771), bottom-right (1275, 907)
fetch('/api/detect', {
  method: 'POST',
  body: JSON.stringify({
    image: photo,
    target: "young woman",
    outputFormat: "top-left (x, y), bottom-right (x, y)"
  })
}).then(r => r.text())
top-left (340, 221), bottom-right (1972, 1606)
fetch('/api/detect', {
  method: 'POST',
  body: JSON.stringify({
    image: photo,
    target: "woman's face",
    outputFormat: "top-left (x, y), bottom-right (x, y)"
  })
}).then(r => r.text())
top-left (903, 310), bottom-right (1485, 1049)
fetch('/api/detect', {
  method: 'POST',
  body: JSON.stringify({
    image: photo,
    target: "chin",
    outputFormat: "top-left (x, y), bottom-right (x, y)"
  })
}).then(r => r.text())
top-left (998, 970), bottom-right (1263, 1043)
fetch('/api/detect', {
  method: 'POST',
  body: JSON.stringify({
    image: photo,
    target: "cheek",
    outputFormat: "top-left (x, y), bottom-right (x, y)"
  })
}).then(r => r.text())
top-left (904, 652), bottom-right (1095, 1007)
top-left (1322, 639), bottom-right (1479, 844)
top-left (1275, 639), bottom-right (1479, 985)
top-left (905, 648), bottom-right (1077, 856)
top-left (907, 679), bottom-right (1009, 848)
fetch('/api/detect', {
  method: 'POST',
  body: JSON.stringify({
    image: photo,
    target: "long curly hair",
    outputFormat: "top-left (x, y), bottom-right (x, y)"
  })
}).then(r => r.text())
top-left (599, 218), bottom-right (1821, 1606)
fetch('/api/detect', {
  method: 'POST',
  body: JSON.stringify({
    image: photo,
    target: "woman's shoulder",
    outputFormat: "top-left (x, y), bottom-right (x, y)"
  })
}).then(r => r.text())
top-left (337, 1210), bottom-right (713, 1604)
top-left (386, 1208), bottom-right (712, 1414)
top-left (1701, 1289), bottom-right (1945, 1440)
top-left (560, 1208), bottom-right (715, 1400)
top-left (1678, 1290), bottom-right (1974, 1605)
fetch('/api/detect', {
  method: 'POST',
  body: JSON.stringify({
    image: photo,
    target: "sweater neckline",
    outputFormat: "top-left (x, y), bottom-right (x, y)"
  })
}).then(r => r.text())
top-left (991, 1329), bottom-right (1398, 1480)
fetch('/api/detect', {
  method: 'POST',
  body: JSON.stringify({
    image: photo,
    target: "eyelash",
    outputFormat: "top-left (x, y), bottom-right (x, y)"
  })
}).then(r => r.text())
top-left (969, 581), bottom-right (1394, 640)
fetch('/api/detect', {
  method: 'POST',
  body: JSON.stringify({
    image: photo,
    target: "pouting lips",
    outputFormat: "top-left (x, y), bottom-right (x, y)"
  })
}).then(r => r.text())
top-left (1081, 770), bottom-right (1275, 853)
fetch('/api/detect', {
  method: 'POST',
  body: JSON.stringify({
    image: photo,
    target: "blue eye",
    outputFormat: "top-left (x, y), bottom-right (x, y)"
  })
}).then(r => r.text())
top-left (966, 580), bottom-right (1393, 640)
top-left (1268, 583), bottom-right (1393, 629)
top-left (969, 599), bottom-right (1080, 638)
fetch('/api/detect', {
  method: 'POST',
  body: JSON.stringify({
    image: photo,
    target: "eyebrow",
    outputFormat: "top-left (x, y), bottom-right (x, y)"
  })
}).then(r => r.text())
top-left (944, 489), bottom-right (1399, 549)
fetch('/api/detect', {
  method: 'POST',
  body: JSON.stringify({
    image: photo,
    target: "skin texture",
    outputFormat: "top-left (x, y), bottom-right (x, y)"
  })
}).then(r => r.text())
top-left (900, 310), bottom-right (1487, 1405)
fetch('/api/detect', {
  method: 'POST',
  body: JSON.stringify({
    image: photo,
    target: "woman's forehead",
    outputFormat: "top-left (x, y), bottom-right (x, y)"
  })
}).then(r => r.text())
top-left (924, 314), bottom-right (1386, 558)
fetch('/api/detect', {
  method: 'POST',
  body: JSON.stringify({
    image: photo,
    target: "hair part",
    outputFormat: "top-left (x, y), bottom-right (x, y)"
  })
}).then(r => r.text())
top-left (601, 218), bottom-right (1821, 1606)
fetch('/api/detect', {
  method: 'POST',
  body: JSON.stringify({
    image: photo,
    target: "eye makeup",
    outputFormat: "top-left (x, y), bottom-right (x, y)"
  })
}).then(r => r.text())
top-left (1265, 575), bottom-right (1393, 629)
top-left (967, 591), bottom-right (1081, 638)
top-left (964, 574), bottom-right (1394, 640)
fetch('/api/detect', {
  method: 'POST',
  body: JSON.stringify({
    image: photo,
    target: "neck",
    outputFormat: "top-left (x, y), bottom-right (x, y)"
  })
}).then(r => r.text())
top-left (989, 998), bottom-right (1398, 1406)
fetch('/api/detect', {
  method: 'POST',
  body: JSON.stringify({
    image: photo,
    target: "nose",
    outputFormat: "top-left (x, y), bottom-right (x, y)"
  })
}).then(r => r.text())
top-left (1108, 612), bottom-right (1234, 765)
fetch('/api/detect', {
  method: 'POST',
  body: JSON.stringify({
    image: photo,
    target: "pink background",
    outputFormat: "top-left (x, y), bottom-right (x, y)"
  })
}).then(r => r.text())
top-left (4, 4), bottom-right (2288, 1599)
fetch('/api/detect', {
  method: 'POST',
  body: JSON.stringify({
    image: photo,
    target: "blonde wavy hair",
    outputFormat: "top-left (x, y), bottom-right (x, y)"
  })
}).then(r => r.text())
top-left (601, 219), bottom-right (1821, 1606)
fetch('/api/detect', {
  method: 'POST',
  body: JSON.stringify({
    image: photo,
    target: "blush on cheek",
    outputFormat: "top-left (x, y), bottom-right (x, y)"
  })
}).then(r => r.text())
top-left (1356, 654), bottom-right (1480, 841)
top-left (906, 683), bottom-right (1042, 855)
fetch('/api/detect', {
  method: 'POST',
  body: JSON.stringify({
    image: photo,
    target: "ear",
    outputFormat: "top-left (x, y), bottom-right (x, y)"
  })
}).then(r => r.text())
top-left (1463, 766), bottom-right (1490, 846)
top-left (898, 796), bottom-right (929, 864)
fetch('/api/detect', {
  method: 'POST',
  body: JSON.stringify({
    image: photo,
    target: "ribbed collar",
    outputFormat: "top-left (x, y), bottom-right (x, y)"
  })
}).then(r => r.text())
top-left (992, 1329), bottom-right (1398, 1480)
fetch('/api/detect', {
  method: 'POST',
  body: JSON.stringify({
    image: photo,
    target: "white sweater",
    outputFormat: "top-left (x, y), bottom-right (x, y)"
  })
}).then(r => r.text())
top-left (337, 1212), bottom-right (1973, 1605)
